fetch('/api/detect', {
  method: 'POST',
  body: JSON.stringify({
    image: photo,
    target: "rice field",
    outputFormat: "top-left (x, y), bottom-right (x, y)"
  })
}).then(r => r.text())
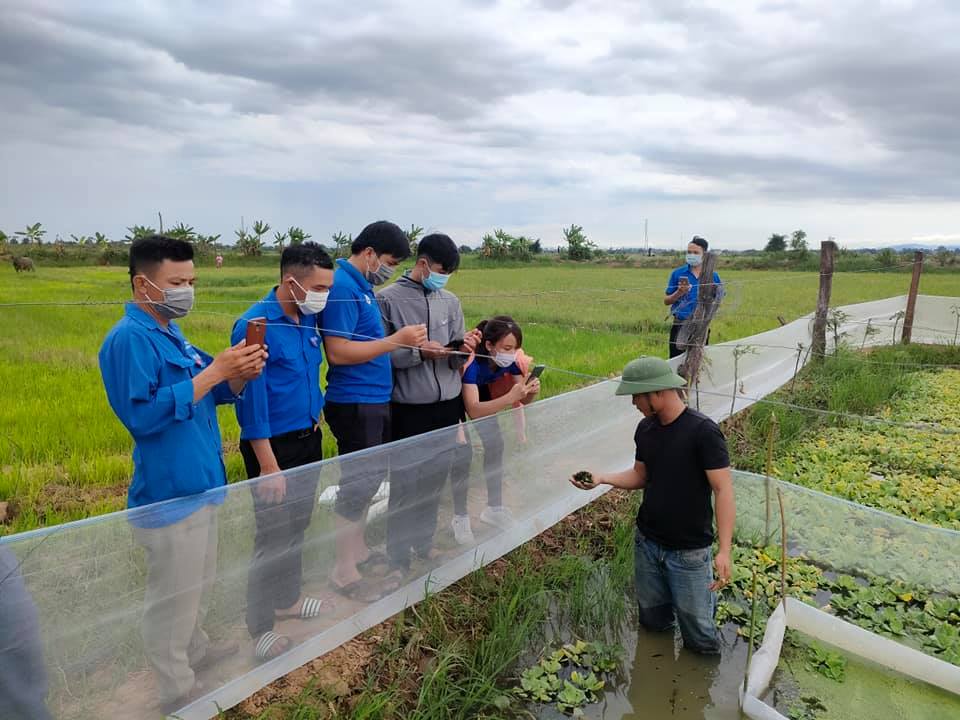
top-left (1, 261), bottom-right (958, 534)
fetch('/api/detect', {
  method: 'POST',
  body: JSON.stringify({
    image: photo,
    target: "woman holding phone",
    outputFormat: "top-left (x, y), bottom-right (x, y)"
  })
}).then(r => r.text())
top-left (449, 316), bottom-right (540, 543)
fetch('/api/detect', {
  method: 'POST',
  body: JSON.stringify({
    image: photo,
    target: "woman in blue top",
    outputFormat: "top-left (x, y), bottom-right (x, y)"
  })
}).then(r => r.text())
top-left (664, 236), bottom-right (721, 358)
top-left (452, 316), bottom-right (540, 537)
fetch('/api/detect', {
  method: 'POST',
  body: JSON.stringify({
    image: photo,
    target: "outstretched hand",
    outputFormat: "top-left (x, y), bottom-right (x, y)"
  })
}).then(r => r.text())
top-left (569, 471), bottom-right (597, 490)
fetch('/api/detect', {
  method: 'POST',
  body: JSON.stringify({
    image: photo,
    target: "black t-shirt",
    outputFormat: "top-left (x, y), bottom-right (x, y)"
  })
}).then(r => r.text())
top-left (634, 408), bottom-right (730, 550)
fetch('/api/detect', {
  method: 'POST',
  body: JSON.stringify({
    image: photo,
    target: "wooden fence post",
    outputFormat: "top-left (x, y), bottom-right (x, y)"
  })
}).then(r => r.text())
top-left (901, 251), bottom-right (924, 344)
top-left (810, 240), bottom-right (837, 363)
top-left (678, 251), bottom-right (720, 402)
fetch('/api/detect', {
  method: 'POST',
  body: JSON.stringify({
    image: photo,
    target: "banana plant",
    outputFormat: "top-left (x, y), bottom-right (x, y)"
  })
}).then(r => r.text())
top-left (124, 225), bottom-right (156, 242)
top-left (15, 222), bottom-right (46, 245)
top-left (168, 222), bottom-right (196, 241)
top-left (288, 226), bottom-right (311, 246)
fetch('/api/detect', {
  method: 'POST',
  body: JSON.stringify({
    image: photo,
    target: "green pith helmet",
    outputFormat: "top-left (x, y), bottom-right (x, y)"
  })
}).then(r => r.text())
top-left (615, 356), bottom-right (686, 396)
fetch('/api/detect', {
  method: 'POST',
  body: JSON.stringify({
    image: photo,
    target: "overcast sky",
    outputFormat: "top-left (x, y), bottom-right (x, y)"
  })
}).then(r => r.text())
top-left (2, 0), bottom-right (959, 249)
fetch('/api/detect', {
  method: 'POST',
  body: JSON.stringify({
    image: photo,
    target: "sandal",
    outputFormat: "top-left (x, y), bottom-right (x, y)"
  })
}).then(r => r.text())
top-left (254, 631), bottom-right (291, 661)
top-left (356, 550), bottom-right (390, 574)
top-left (330, 573), bottom-right (403, 604)
top-left (275, 596), bottom-right (329, 621)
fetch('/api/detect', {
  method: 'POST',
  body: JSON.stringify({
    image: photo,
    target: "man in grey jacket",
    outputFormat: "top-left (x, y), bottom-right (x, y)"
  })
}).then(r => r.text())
top-left (377, 234), bottom-right (481, 571)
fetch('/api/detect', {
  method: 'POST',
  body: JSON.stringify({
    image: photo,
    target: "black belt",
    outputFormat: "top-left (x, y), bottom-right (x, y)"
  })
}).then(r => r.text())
top-left (273, 426), bottom-right (317, 441)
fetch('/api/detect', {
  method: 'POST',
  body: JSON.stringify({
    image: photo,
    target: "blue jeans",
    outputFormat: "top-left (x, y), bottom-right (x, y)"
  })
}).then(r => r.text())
top-left (634, 529), bottom-right (720, 654)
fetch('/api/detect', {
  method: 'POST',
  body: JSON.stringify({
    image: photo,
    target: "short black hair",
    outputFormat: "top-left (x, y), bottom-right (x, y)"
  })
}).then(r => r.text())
top-left (280, 241), bottom-right (334, 279)
top-left (417, 233), bottom-right (460, 273)
top-left (129, 234), bottom-right (193, 289)
top-left (691, 236), bottom-right (708, 251)
top-left (351, 220), bottom-right (411, 260)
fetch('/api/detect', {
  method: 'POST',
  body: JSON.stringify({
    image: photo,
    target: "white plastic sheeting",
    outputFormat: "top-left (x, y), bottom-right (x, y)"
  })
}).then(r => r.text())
top-left (676, 294), bottom-right (959, 422)
top-left (741, 598), bottom-right (960, 720)
top-left (0, 294), bottom-right (957, 719)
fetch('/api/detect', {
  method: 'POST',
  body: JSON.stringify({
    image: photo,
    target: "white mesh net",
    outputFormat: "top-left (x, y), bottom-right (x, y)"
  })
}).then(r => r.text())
top-left (0, 295), bottom-right (957, 719)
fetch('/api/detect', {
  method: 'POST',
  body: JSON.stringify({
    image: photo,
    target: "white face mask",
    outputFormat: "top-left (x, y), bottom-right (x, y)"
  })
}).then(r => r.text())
top-left (494, 351), bottom-right (517, 368)
top-left (686, 253), bottom-right (703, 267)
top-left (292, 279), bottom-right (328, 315)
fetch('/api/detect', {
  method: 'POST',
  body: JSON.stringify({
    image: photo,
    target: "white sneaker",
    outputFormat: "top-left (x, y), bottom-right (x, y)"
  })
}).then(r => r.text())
top-left (480, 506), bottom-right (515, 530)
top-left (451, 515), bottom-right (475, 545)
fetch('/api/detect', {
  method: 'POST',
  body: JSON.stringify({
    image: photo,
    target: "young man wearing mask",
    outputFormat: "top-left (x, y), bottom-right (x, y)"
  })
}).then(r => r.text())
top-left (322, 221), bottom-right (427, 601)
top-left (231, 242), bottom-right (335, 661)
top-left (99, 235), bottom-right (267, 714)
top-left (570, 356), bottom-right (735, 655)
top-left (664, 236), bottom-right (722, 358)
top-left (376, 234), bottom-right (482, 571)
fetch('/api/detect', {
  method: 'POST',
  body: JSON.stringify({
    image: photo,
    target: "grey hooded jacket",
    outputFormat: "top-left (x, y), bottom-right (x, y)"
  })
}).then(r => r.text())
top-left (376, 273), bottom-right (468, 405)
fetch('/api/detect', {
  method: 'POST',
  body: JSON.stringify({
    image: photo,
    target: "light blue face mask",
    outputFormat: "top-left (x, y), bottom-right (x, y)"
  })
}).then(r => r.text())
top-left (686, 253), bottom-right (703, 267)
top-left (423, 270), bottom-right (450, 292)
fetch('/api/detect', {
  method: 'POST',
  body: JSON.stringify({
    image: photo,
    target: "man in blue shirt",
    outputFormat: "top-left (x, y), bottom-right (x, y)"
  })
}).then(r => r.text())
top-left (322, 221), bottom-right (426, 602)
top-left (99, 235), bottom-right (266, 714)
top-left (232, 242), bottom-right (335, 661)
top-left (664, 236), bottom-right (722, 358)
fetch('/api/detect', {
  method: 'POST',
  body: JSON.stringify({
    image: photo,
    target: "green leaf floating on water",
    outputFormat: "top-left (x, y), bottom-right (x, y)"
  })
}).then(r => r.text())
top-left (806, 642), bottom-right (847, 682)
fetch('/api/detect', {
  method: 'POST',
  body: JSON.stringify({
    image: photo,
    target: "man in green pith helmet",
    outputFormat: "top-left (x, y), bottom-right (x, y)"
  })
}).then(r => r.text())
top-left (570, 356), bottom-right (735, 654)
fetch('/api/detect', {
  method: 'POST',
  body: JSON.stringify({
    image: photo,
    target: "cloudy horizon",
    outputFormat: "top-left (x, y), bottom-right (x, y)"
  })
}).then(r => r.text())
top-left (2, 0), bottom-right (959, 250)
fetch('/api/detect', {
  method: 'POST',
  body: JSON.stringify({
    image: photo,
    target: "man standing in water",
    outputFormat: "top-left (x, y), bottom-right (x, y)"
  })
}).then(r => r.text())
top-left (664, 236), bottom-right (721, 358)
top-left (570, 356), bottom-right (735, 654)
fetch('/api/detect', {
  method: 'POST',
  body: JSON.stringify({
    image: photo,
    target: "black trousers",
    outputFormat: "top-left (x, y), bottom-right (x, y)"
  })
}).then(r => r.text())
top-left (325, 402), bottom-right (391, 521)
top-left (0, 549), bottom-right (53, 720)
top-left (240, 427), bottom-right (323, 638)
top-left (450, 418), bottom-right (505, 515)
top-left (387, 397), bottom-right (463, 570)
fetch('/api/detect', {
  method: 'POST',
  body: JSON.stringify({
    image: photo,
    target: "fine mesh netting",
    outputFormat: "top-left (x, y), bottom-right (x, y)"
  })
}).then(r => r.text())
top-left (0, 295), bottom-right (957, 719)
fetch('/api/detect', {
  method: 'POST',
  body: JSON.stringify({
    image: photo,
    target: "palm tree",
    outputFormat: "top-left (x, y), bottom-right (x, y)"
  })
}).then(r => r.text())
top-left (274, 230), bottom-right (288, 251)
top-left (70, 234), bottom-right (92, 245)
top-left (94, 232), bottom-right (109, 246)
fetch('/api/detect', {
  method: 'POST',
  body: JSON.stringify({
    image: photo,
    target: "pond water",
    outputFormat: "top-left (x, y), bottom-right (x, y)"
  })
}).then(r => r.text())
top-left (535, 618), bottom-right (960, 720)
top-left (537, 622), bottom-right (754, 719)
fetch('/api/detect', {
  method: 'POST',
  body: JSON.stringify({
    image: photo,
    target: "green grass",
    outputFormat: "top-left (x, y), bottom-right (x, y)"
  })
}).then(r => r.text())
top-left (234, 497), bottom-right (637, 720)
top-left (1, 262), bottom-right (958, 534)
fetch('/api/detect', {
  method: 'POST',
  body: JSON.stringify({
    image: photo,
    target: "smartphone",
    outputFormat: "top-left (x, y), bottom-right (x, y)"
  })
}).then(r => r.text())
top-left (526, 364), bottom-right (546, 384)
top-left (445, 338), bottom-right (465, 350)
top-left (245, 317), bottom-right (267, 347)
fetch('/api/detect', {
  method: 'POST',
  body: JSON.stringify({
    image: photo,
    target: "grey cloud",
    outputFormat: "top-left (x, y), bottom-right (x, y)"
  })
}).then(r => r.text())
top-left (3, 0), bottom-right (960, 209)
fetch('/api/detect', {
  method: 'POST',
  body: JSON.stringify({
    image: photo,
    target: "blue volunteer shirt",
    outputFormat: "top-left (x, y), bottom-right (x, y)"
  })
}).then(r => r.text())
top-left (98, 303), bottom-right (235, 528)
top-left (666, 265), bottom-right (722, 322)
top-left (231, 288), bottom-right (324, 440)
top-left (462, 360), bottom-right (522, 387)
top-left (322, 259), bottom-right (392, 404)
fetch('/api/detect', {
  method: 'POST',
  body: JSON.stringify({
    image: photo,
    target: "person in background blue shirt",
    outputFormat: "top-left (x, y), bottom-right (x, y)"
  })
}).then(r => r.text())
top-left (99, 235), bottom-right (266, 715)
top-left (321, 221), bottom-right (427, 602)
top-left (231, 242), bottom-right (335, 661)
top-left (664, 236), bottom-right (722, 359)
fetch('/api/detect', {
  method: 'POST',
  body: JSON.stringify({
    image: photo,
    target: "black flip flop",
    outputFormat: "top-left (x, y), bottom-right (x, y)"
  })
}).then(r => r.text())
top-left (356, 550), bottom-right (390, 574)
top-left (330, 573), bottom-right (403, 604)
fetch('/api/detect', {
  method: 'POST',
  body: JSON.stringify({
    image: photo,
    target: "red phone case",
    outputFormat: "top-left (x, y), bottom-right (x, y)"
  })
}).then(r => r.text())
top-left (246, 317), bottom-right (267, 347)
